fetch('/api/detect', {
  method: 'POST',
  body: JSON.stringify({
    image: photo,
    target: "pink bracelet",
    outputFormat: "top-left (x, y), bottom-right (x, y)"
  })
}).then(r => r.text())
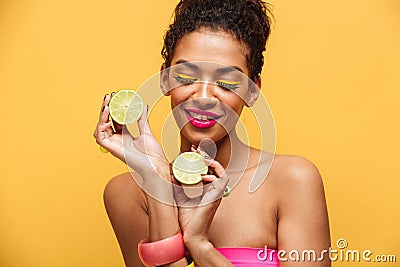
top-left (138, 232), bottom-right (185, 266)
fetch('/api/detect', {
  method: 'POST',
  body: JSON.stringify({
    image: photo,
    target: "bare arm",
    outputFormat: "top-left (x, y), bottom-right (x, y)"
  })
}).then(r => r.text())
top-left (277, 156), bottom-right (331, 267)
top-left (97, 96), bottom-right (231, 266)
top-left (144, 173), bottom-right (189, 267)
top-left (96, 95), bottom-right (187, 266)
top-left (174, 147), bottom-right (235, 267)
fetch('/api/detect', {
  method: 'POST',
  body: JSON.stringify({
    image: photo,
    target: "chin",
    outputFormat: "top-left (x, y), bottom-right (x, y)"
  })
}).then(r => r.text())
top-left (180, 124), bottom-right (229, 146)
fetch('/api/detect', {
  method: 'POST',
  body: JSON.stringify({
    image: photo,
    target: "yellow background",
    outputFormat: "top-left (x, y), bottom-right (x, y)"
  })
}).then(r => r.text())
top-left (1, 0), bottom-right (399, 266)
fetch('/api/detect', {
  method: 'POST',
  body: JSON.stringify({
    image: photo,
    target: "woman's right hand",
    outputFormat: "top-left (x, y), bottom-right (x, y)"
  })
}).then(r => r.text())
top-left (93, 94), bottom-right (170, 180)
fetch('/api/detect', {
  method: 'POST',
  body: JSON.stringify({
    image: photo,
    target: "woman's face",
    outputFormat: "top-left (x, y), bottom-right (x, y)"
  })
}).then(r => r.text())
top-left (162, 30), bottom-right (259, 145)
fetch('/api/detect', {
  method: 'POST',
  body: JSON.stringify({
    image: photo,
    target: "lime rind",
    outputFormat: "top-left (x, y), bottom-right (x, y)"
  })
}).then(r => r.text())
top-left (173, 158), bottom-right (207, 172)
top-left (172, 152), bottom-right (208, 185)
top-left (109, 89), bottom-right (144, 125)
top-left (173, 164), bottom-right (208, 174)
top-left (172, 167), bottom-right (206, 185)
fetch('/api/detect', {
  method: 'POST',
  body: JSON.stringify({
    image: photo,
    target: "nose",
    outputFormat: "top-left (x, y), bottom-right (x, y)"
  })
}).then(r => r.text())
top-left (192, 81), bottom-right (218, 108)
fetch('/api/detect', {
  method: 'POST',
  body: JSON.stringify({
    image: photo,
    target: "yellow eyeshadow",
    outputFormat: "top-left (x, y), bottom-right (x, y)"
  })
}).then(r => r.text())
top-left (216, 79), bottom-right (240, 85)
top-left (174, 73), bottom-right (197, 80)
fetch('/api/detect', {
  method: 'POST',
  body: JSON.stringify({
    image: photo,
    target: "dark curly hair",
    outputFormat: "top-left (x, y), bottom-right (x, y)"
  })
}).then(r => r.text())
top-left (161, 0), bottom-right (272, 81)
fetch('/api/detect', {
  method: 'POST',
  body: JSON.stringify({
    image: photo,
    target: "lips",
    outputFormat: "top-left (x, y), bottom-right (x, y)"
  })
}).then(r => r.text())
top-left (185, 108), bottom-right (222, 129)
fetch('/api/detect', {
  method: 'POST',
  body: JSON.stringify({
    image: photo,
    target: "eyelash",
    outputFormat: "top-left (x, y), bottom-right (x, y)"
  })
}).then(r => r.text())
top-left (216, 80), bottom-right (240, 90)
top-left (174, 73), bottom-right (197, 84)
top-left (174, 73), bottom-right (240, 90)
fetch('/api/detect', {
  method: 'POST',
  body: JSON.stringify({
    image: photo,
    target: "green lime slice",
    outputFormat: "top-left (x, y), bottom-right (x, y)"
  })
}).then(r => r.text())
top-left (172, 152), bottom-right (208, 185)
top-left (108, 89), bottom-right (144, 125)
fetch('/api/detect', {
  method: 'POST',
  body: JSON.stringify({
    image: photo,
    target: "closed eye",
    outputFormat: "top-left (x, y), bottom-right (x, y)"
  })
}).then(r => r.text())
top-left (174, 73), bottom-right (198, 84)
top-left (216, 80), bottom-right (240, 90)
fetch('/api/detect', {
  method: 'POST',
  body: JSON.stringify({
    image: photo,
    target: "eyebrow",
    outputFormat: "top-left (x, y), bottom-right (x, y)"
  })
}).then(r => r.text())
top-left (174, 60), bottom-right (201, 71)
top-left (215, 66), bottom-right (243, 75)
top-left (174, 59), bottom-right (244, 74)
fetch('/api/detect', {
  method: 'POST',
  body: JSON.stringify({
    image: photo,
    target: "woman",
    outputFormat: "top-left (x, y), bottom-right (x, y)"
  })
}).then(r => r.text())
top-left (94, 0), bottom-right (330, 266)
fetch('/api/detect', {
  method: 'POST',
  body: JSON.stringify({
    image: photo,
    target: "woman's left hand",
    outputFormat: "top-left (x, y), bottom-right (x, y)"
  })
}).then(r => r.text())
top-left (173, 146), bottom-right (229, 249)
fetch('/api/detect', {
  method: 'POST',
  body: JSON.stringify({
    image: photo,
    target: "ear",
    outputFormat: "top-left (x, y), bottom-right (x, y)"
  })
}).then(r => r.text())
top-left (245, 77), bottom-right (261, 107)
top-left (160, 63), bottom-right (170, 96)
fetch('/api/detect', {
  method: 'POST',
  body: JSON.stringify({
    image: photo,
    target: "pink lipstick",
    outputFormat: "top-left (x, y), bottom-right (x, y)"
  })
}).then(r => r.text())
top-left (185, 108), bottom-right (222, 129)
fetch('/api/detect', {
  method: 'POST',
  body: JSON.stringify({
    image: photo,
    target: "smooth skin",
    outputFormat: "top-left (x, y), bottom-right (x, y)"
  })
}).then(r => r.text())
top-left (94, 30), bottom-right (330, 266)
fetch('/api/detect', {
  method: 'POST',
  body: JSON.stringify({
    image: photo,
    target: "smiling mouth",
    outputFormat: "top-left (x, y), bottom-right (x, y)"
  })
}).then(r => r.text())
top-left (184, 108), bottom-right (223, 128)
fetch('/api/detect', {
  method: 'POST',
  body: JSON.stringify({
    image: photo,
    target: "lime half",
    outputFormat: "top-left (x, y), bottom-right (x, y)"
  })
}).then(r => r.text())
top-left (172, 152), bottom-right (208, 185)
top-left (109, 89), bottom-right (144, 125)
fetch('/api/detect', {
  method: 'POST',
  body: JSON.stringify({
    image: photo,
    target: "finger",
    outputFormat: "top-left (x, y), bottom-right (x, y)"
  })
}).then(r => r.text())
top-left (198, 184), bottom-right (224, 207)
top-left (195, 146), bottom-right (215, 162)
top-left (95, 121), bottom-right (114, 143)
top-left (200, 177), bottom-right (228, 204)
top-left (99, 94), bottom-right (110, 121)
top-left (201, 174), bottom-right (217, 182)
top-left (196, 149), bottom-right (225, 178)
top-left (192, 146), bottom-right (225, 178)
top-left (97, 112), bottom-right (114, 139)
top-left (135, 105), bottom-right (150, 135)
top-left (206, 159), bottom-right (225, 178)
top-left (94, 120), bottom-right (112, 139)
top-left (98, 121), bottom-right (113, 132)
top-left (99, 94), bottom-right (107, 115)
top-left (100, 103), bottom-right (111, 124)
top-left (113, 120), bottom-right (123, 133)
top-left (196, 147), bottom-right (211, 160)
top-left (99, 107), bottom-right (113, 137)
top-left (97, 94), bottom-right (116, 137)
top-left (205, 173), bottom-right (228, 191)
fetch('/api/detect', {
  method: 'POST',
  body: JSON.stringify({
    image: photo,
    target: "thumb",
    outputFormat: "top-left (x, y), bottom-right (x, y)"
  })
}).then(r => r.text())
top-left (137, 105), bottom-right (154, 136)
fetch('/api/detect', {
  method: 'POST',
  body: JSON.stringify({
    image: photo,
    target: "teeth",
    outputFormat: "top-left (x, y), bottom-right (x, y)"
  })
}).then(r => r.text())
top-left (189, 111), bottom-right (215, 121)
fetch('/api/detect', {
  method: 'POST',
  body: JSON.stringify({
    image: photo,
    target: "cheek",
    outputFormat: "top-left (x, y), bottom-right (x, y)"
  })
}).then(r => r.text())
top-left (170, 89), bottom-right (189, 108)
top-left (169, 84), bottom-right (208, 107)
top-left (221, 93), bottom-right (245, 114)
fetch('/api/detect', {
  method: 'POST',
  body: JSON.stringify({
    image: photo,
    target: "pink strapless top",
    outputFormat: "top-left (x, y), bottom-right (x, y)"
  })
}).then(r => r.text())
top-left (194, 247), bottom-right (279, 266)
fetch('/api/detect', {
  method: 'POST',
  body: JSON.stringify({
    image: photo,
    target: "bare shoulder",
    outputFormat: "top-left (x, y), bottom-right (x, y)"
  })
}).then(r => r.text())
top-left (270, 154), bottom-right (323, 188)
top-left (103, 172), bottom-right (149, 267)
top-left (104, 172), bottom-right (139, 194)
top-left (268, 154), bottom-right (326, 208)
top-left (271, 155), bottom-right (331, 264)
top-left (104, 172), bottom-right (147, 211)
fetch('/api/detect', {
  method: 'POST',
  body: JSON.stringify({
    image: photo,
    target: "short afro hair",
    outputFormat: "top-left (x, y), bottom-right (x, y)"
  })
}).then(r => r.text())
top-left (161, 0), bottom-right (272, 81)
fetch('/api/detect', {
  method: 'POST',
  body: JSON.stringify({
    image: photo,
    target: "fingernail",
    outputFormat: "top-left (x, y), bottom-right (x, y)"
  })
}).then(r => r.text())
top-left (103, 94), bottom-right (107, 101)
